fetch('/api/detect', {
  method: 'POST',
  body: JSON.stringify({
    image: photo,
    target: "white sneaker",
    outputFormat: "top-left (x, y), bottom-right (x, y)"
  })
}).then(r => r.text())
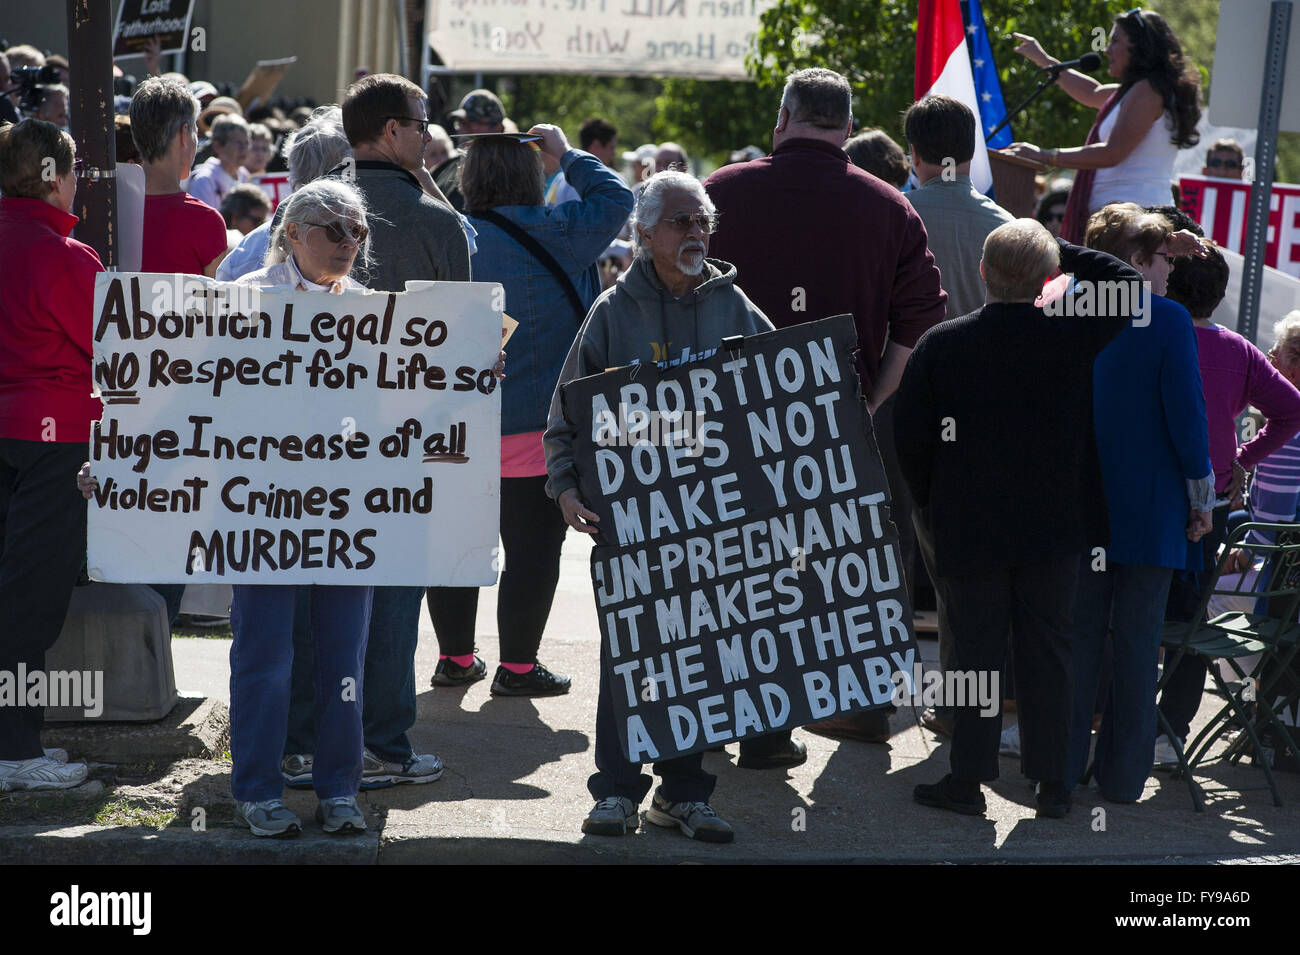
top-left (44, 748), bottom-right (68, 763)
top-left (1153, 734), bottom-right (1184, 769)
top-left (999, 722), bottom-right (1021, 757)
top-left (0, 756), bottom-right (88, 791)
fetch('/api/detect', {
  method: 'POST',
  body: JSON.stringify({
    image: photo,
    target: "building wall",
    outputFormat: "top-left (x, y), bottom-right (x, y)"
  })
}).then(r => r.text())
top-left (2, 0), bottom-right (407, 105)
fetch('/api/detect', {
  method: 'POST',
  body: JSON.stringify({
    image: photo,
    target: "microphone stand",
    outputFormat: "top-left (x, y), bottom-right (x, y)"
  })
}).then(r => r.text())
top-left (988, 71), bottom-right (1062, 141)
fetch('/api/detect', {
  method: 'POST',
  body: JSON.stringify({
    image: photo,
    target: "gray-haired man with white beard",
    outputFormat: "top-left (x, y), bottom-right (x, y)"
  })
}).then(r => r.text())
top-left (544, 171), bottom-right (772, 842)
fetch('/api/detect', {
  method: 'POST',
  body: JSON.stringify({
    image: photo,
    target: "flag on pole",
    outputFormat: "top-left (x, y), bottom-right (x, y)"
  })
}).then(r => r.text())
top-left (962, 0), bottom-right (1013, 149)
top-left (915, 0), bottom-right (993, 192)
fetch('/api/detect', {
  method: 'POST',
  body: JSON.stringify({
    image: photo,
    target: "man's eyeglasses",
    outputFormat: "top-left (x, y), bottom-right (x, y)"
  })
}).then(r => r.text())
top-left (384, 115), bottom-right (434, 130)
top-left (659, 212), bottom-right (719, 234)
top-left (1207, 157), bottom-right (1242, 170)
top-left (307, 220), bottom-right (369, 245)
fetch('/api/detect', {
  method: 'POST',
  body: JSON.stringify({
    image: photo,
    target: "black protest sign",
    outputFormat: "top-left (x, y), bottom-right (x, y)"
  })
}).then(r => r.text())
top-left (112, 0), bottom-right (196, 58)
top-left (563, 315), bottom-right (916, 762)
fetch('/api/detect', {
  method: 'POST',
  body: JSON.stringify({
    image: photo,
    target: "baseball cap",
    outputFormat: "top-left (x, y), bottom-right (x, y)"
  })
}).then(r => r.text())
top-left (450, 89), bottom-right (505, 125)
top-left (622, 143), bottom-right (657, 166)
top-left (188, 81), bottom-right (219, 103)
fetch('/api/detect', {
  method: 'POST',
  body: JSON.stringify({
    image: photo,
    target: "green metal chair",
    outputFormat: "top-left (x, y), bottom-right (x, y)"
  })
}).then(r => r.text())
top-left (1157, 522), bottom-right (1300, 811)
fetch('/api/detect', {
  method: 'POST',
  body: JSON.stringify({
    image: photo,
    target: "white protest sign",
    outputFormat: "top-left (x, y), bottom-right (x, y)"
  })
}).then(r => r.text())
top-left (88, 274), bottom-right (502, 586)
top-left (427, 0), bottom-right (775, 79)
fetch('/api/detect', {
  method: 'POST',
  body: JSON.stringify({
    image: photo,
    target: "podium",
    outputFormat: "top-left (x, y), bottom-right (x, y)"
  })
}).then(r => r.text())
top-left (989, 150), bottom-right (1045, 219)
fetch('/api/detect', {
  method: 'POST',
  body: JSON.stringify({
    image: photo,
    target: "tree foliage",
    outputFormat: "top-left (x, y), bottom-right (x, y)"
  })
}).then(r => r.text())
top-left (751, 0), bottom-right (1142, 151)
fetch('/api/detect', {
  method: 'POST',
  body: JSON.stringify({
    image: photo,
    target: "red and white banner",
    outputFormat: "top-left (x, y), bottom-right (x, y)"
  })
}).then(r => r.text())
top-left (915, 0), bottom-right (991, 192)
top-left (1179, 174), bottom-right (1300, 280)
top-left (253, 173), bottom-right (291, 212)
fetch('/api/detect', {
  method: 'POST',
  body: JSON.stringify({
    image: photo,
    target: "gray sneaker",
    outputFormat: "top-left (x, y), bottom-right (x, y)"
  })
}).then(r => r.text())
top-left (582, 796), bottom-right (638, 836)
top-left (646, 788), bottom-right (734, 843)
top-left (235, 799), bottom-right (302, 838)
top-left (282, 753), bottom-right (313, 788)
top-left (316, 796), bottom-right (367, 834)
top-left (360, 750), bottom-right (443, 789)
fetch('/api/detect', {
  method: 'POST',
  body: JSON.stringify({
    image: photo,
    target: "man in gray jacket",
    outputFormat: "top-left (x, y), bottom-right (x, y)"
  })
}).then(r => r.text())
top-left (544, 171), bottom-right (772, 842)
top-left (332, 73), bottom-right (470, 787)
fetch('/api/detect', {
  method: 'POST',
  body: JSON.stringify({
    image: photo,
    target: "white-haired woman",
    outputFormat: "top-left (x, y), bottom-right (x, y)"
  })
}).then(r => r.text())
top-left (217, 106), bottom-right (353, 282)
top-left (81, 180), bottom-right (374, 836)
top-left (227, 180), bottom-right (372, 836)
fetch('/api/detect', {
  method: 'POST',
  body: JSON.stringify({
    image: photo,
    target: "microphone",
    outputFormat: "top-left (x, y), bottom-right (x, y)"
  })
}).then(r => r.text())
top-left (1041, 52), bottom-right (1102, 74)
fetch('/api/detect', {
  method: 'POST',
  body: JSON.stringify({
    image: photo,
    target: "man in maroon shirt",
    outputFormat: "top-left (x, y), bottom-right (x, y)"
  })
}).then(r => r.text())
top-left (705, 68), bottom-right (947, 768)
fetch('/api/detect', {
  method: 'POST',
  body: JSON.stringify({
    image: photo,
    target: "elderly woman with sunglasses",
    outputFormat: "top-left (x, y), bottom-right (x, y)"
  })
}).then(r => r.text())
top-left (1005, 8), bottom-right (1202, 242)
top-left (77, 179), bottom-right (375, 835)
top-left (222, 179), bottom-right (374, 836)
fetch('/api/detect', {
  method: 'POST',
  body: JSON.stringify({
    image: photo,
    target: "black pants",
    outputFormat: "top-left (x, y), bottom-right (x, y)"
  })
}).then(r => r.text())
top-left (913, 507), bottom-right (958, 712)
top-left (944, 553), bottom-right (1079, 784)
top-left (426, 475), bottom-right (568, 663)
top-left (0, 439), bottom-right (88, 759)
top-left (590, 639), bottom-right (716, 804)
top-left (1159, 505), bottom-right (1229, 739)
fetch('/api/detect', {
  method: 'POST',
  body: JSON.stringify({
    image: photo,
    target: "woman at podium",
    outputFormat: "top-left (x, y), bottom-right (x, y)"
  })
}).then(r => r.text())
top-left (1004, 8), bottom-right (1201, 241)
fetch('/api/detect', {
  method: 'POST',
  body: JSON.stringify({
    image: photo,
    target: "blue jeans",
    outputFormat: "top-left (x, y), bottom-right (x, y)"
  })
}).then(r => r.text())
top-left (1067, 557), bottom-right (1172, 801)
top-left (284, 585), bottom-right (424, 762)
top-left (358, 585), bottom-right (424, 762)
top-left (229, 585), bottom-right (372, 802)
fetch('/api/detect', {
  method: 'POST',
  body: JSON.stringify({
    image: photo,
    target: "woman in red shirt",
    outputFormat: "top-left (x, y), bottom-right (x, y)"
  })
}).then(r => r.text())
top-left (0, 119), bottom-right (103, 791)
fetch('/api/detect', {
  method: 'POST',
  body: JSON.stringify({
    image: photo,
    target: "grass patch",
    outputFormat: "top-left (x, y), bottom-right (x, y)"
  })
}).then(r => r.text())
top-left (93, 796), bottom-right (176, 829)
top-left (171, 623), bottom-right (232, 639)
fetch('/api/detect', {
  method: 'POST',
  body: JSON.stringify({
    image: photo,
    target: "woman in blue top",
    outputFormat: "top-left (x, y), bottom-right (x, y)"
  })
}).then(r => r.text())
top-left (1066, 202), bottom-right (1213, 802)
top-left (425, 124), bottom-right (634, 696)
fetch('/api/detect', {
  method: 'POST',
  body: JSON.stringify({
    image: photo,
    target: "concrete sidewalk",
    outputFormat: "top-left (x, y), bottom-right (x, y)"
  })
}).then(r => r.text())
top-left (7, 532), bottom-right (1300, 864)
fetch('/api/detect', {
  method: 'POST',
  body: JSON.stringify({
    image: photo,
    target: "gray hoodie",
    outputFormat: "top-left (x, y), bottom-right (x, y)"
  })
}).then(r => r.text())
top-left (543, 254), bottom-right (773, 500)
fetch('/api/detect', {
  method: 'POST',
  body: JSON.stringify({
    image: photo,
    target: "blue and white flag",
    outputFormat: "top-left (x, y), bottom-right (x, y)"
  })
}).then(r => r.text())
top-left (962, 0), bottom-right (1013, 149)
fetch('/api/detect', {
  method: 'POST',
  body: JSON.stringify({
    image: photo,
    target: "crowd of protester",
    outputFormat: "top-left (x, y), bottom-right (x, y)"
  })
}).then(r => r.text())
top-left (5, 5), bottom-right (1300, 843)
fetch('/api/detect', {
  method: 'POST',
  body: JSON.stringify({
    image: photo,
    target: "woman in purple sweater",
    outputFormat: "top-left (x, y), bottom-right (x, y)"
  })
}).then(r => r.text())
top-left (1158, 242), bottom-right (1300, 765)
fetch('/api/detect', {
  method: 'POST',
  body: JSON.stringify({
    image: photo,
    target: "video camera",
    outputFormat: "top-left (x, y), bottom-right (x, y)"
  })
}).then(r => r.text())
top-left (7, 64), bottom-right (61, 113)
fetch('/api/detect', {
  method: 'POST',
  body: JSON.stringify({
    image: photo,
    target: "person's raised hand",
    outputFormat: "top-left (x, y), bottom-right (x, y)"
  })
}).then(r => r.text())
top-left (1011, 33), bottom-right (1053, 68)
top-left (1167, 229), bottom-right (1210, 258)
top-left (528, 124), bottom-right (570, 161)
top-left (77, 463), bottom-right (99, 501)
top-left (558, 487), bottom-right (600, 535)
top-left (142, 35), bottom-right (163, 77)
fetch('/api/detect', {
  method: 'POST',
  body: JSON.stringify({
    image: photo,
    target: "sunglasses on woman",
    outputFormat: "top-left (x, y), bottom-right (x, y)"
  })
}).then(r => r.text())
top-left (307, 220), bottom-right (369, 245)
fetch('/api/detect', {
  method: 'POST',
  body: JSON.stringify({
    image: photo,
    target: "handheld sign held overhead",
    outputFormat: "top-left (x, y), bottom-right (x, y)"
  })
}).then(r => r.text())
top-left (562, 315), bottom-right (916, 761)
top-left (111, 0), bottom-right (197, 59)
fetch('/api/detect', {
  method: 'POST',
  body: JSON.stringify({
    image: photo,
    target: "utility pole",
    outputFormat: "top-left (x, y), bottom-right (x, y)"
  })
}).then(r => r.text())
top-left (66, 0), bottom-right (117, 268)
